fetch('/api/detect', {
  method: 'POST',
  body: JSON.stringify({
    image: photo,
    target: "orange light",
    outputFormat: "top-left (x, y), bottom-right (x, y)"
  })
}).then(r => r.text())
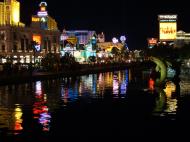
top-left (41, 7), bottom-right (46, 11)
top-left (32, 17), bottom-right (40, 22)
top-left (148, 38), bottom-right (158, 45)
top-left (33, 35), bottom-right (41, 45)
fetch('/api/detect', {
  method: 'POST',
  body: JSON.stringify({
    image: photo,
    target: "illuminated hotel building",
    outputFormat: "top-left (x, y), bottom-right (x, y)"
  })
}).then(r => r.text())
top-left (0, 1), bottom-right (60, 63)
top-left (0, 0), bottom-right (24, 26)
top-left (174, 30), bottom-right (190, 48)
top-left (61, 30), bottom-right (96, 45)
top-left (31, 2), bottom-right (58, 31)
top-left (97, 32), bottom-right (105, 43)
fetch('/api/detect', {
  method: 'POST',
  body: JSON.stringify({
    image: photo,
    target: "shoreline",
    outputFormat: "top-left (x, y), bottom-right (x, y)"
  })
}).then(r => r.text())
top-left (0, 62), bottom-right (146, 86)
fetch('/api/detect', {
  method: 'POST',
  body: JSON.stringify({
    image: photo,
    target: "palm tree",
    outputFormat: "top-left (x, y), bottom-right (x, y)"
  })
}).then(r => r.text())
top-left (60, 52), bottom-right (78, 71)
top-left (111, 47), bottom-right (120, 62)
top-left (41, 53), bottom-right (60, 71)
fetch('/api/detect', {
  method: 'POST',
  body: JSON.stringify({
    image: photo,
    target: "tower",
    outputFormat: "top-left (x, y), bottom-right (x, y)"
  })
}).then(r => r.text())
top-left (32, 1), bottom-right (58, 31)
top-left (37, 1), bottom-right (48, 30)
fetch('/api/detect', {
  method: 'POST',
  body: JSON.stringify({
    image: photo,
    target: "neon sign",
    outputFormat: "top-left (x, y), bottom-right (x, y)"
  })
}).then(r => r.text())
top-left (37, 11), bottom-right (48, 17)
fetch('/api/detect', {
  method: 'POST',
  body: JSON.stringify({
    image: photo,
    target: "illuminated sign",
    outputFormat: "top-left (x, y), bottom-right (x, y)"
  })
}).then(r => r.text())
top-left (32, 17), bottom-right (40, 22)
top-left (60, 35), bottom-right (68, 41)
top-left (33, 35), bottom-right (41, 51)
top-left (35, 44), bottom-right (41, 52)
top-left (33, 35), bottom-right (41, 45)
top-left (159, 22), bottom-right (177, 41)
top-left (41, 7), bottom-right (46, 11)
top-left (147, 38), bottom-right (158, 46)
top-left (37, 11), bottom-right (48, 17)
top-left (40, 17), bottom-right (47, 22)
top-left (158, 15), bottom-right (177, 21)
top-left (66, 37), bottom-right (77, 44)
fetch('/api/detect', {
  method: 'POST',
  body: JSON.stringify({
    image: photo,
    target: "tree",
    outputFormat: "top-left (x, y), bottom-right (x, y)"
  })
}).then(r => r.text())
top-left (88, 56), bottom-right (96, 63)
top-left (120, 45), bottom-right (129, 61)
top-left (60, 52), bottom-right (79, 71)
top-left (41, 53), bottom-right (60, 71)
top-left (111, 47), bottom-right (120, 61)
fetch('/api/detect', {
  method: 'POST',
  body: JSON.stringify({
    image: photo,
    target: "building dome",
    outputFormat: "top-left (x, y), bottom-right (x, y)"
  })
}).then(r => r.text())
top-left (177, 30), bottom-right (185, 34)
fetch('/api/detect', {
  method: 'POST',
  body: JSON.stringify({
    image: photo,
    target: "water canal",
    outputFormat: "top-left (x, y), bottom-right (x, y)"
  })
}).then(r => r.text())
top-left (0, 68), bottom-right (190, 140)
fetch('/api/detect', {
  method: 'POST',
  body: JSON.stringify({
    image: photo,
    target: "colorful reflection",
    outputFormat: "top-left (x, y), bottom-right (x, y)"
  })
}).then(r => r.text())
top-left (164, 81), bottom-right (177, 113)
top-left (14, 106), bottom-right (23, 134)
top-left (33, 81), bottom-right (51, 131)
top-left (153, 81), bottom-right (177, 115)
top-left (0, 105), bottom-right (23, 135)
top-left (61, 86), bottom-right (69, 105)
top-left (153, 89), bottom-right (166, 113)
top-left (60, 70), bottom-right (129, 101)
top-left (120, 70), bottom-right (129, 98)
top-left (113, 72), bottom-right (119, 96)
top-left (149, 78), bottom-right (155, 91)
top-left (61, 78), bottom-right (79, 105)
top-left (0, 69), bottom-right (185, 137)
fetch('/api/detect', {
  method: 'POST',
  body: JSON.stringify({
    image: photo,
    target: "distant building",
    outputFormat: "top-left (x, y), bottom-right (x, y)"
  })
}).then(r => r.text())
top-left (174, 30), bottom-right (190, 48)
top-left (0, 24), bottom-right (60, 64)
top-left (61, 30), bottom-right (96, 45)
top-left (0, 1), bottom-right (60, 64)
top-left (97, 42), bottom-right (124, 52)
top-left (97, 32), bottom-right (105, 43)
top-left (31, 1), bottom-right (58, 31)
top-left (0, 0), bottom-right (25, 26)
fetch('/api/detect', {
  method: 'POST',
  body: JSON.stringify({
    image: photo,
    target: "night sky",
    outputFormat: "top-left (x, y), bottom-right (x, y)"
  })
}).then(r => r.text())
top-left (19, 0), bottom-right (190, 49)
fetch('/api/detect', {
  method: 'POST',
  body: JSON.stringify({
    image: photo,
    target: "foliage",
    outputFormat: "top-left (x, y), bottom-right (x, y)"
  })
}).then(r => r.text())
top-left (60, 52), bottom-right (80, 70)
top-left (88, 56), bottom-right (96, 63)
top-left (145, 42), bottom-right (190, 61)
top-left (111, 47), bottom-right (120, 56)
top-left (41, 53), bottom-right (60, 71)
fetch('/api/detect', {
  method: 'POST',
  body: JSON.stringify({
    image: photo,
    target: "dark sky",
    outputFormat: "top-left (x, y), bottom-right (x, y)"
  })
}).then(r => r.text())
top-left (19, 0), bottom-right (190, 49)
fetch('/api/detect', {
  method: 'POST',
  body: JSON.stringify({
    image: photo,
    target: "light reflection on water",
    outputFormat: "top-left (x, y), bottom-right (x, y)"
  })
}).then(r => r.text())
top-left (153, 81), bottom-right (178, 118)
top-left (0, 69), bottom-right (189, 137)
top-left (0, 70), bottom-right (130, 135)
top-left (33, 81), bottom-right (51, 132)
top-left (13, 105), bottom-right (23, 134)
top-left (164, 81), bottom-right (177, 113)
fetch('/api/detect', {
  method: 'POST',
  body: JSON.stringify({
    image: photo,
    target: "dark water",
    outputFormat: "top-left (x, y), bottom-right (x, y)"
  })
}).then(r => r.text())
top-left (0, 69), bottom-right (190, 140)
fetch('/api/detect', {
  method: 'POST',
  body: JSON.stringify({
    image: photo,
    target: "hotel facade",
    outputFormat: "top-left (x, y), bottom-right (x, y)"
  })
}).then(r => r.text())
top-left (0, 0), bottom-right (60, 64)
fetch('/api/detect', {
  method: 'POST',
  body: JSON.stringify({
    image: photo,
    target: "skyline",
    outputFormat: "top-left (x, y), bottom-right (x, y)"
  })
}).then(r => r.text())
top-left (19, 0), bottom-right (190, 49)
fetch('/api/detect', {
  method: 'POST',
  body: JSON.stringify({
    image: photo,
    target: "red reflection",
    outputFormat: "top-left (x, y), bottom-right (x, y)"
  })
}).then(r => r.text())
top-left (14, 122), bottom-right (22, 131)
top-left (33, 95), bottom-right (47, 118)
top-left (33, 82), bottom-right (51, 131)
top-left (14, 107), bottom-right (23, 133)
top-left (149, 78), bottom-right (155, 91)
